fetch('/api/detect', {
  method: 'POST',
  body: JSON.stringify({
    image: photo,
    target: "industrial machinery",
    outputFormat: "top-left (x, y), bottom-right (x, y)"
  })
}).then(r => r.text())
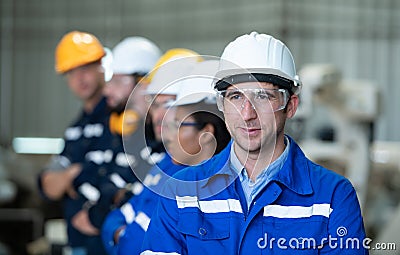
top-left (296, 64), bottom-right (379, 209)
top-left (369, 142), bottom-right (400, 254)
top-left (294, 64), bottom-right (400, 254)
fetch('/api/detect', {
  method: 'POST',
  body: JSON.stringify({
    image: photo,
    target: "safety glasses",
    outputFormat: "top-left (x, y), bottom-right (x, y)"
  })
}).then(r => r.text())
top-left (163, 120), bottom-right (202, 131)
top-left (216, 88), bottom-right (290, 113)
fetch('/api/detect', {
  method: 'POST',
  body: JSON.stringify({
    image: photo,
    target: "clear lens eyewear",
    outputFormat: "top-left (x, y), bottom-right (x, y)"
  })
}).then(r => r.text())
top-left (146, 96), bottom-right (175, 110)
top-left (217, 88), bottom-right (289, 113)
top-left (163, 120), bottom-right (202, 131)
top-left (107, 75), bottom-right (135, 87)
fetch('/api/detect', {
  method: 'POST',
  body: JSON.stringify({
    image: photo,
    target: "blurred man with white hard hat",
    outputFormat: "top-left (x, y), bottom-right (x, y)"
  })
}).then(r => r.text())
top-left (101, 49), bottom-right (203, 255)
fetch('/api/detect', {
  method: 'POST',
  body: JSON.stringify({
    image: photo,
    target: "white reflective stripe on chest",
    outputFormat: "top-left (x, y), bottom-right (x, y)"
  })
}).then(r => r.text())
top-left (65, 126), bottom-right (82, 140)
top-left (85, 149), bottom-right (113, 164)
top-left (176, 196), bottom-right (243, 214)
top-left (83, 123), bottom-right (104, 138)
top-left (148, 152), bottom-right (165, 164)
top-left (141, 250), bottom-right (180, 255)
top-left (140, 147), bottom-right (165, 165)
top-left (116, 152), bottom-right (135, 168)
top-left (263, 204), bottom-right (333, 218)
top-left (143, 173), bottom-right (162, 187)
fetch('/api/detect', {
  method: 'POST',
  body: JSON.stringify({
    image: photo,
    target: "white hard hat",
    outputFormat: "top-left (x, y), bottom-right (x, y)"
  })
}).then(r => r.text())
top-left (215, 31), bottom-right (302, 94)
top-left (169, 60), bottom-right (219, 106)
top-left (145, 55), bottom-right (200, 96)
top-left (112, 36), bottom-right (161, 75)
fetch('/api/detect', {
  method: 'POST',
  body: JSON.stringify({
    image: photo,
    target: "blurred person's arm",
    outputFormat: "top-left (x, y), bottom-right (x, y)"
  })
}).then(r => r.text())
top-left (41, 163), bottom-right (81, 200)
top-left (101, 198), bottom-right (137, 254)
top-left (72, 208), bottom-right (99, 236)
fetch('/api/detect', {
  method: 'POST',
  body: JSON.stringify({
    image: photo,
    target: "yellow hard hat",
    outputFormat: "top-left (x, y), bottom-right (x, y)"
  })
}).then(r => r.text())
top-left (55, 31), bottom-right (105, 74)
top-left (145, 48), bottom-right (203, 95)
top-left (146, 48), bottom-right (202, 83)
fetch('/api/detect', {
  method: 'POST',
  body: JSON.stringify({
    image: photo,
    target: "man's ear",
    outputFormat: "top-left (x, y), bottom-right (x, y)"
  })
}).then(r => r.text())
top-left (199, 123), bottom-right (215, 144)
top-left (286, 94), bottom-right (299, 119)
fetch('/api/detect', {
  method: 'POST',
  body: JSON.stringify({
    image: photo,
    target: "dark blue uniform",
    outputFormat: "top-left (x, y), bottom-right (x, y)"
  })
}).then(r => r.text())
top-left (38, 97), bottom-right (111, 254)
top-left (78, 116), bottom-right (157, 229)
top-left (69, 115), bottom-right (156, 255)
top-left (101, 153), bottom-right (187, 255)
top-left (39, 98), bottom-right (156, 255)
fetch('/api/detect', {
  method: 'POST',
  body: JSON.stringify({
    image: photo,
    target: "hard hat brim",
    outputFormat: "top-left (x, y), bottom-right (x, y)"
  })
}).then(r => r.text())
top-left (214, 68), bottom-right (296, 91)
top-left (166, 93), bottom-right (217, 107)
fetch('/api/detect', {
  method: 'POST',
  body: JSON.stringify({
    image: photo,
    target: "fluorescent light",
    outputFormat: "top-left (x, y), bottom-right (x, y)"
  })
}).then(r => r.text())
top-left (12, 137), bottom-right (64, 154)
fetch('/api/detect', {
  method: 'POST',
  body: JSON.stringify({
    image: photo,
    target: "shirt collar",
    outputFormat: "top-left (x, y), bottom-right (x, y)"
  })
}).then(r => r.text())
top-left (228, 136), bottom-right (313, 195)
top-left (272, 136), bottom-right (313, 195)
top-left (200, 136), bottom-right (313, 196)
top-left (81, 96), bottom-right (108, 118)
top-left (229, 136), bottom-right (290, 182)
top-left (230, 145), bottom-right (244, 180)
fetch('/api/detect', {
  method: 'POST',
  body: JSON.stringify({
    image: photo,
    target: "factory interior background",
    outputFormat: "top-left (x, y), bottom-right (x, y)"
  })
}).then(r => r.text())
top-left (1, 0), bottom-right (400, 254)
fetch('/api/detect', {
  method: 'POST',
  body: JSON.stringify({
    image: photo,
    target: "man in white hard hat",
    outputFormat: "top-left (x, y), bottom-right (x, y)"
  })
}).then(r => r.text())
top-left (141, 32), bottom-right (367, 254)
top-left (103, 36), bottom-right (163, 179)
top-left (113, 59), bottom-right (231, 255)
top-left (101, 49), bottom-right (202, 255)
top-left (80, 35), bottom-right (162, 219)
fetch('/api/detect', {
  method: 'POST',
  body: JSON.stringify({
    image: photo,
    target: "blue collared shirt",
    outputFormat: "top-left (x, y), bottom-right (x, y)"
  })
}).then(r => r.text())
top-left (230, 137), bottom-right (290, 208)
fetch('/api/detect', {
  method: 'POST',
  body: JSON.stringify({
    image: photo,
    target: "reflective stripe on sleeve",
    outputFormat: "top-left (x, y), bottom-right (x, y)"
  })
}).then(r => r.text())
top-left (135, 212), bottom-right (151, 231)
top-left (110, 173), bottom-right (127, 188)
top-left (120, 203), bottom-right (136, 224)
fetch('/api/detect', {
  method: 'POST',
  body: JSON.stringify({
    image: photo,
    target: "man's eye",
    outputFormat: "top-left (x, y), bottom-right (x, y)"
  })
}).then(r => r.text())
top-left (259, 92), bottom-right (279, 101)
top-left (256, 93), bottom-right (269, 100)
top-left (226, 92), bottom-right (243, 100)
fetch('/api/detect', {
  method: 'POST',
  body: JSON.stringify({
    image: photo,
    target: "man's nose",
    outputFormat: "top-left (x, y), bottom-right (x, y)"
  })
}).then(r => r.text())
top-left (103, 84), bottom-right (113, 95)
top-left (240, 98), bottom-right (257, 120)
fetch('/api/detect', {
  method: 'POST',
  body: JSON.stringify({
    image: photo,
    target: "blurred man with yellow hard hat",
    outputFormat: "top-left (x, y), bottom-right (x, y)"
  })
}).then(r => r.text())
top-left (38, 31), bottom-right (109, 255)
